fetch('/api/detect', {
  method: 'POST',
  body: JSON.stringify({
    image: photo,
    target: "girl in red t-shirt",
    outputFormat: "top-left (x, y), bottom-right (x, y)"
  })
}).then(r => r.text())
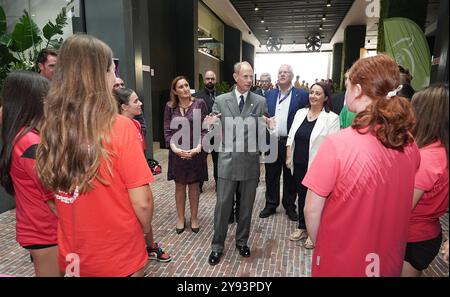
top-left (36, 34), bottom-right (155, 277)
top-left (402, 83), bottom-right (449, 276)
top-left (0, 71), bottom-right (60, 276)
top-left (113, 87), bottom-right (172, 263)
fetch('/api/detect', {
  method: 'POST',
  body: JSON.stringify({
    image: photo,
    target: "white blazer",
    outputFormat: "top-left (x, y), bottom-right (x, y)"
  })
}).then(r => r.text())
top-left (286, 108), bottom-right (340, 173)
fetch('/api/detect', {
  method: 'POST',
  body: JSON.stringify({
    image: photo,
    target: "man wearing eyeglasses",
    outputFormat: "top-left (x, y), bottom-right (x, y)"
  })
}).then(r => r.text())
top-left (259, 64), bottom-right (308, 222)
top-left (254, 73), bottom-right (272, 97)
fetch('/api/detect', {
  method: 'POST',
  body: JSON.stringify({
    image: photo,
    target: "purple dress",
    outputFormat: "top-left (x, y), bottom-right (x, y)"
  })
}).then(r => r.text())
top-left (164, 99), bottom-right (208, 184)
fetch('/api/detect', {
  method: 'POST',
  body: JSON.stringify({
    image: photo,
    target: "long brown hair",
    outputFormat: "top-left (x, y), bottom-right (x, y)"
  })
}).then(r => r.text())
top-left (36, 34), bottom-right (117, 194)
top-left (0, 71), bottom-right (49, 195)
top-left (411, 83), bottom-right (449, 161)
top-left (167, 76), bottom-right (193, 108)
top-left (349, 54), bottom-right (415, 151)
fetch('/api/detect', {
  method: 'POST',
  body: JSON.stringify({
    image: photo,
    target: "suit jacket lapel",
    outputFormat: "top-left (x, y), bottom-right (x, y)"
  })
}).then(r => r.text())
top-left (241, 93), bottom-right (255, 116)
top-left (226, 92), bottom-right (241, 116)
top-left (310, 110), bottom-right (325, 145)
top-left (268, 89), bottom-right (278, 116)
top-left (288, 89), bottom-right (299, 116)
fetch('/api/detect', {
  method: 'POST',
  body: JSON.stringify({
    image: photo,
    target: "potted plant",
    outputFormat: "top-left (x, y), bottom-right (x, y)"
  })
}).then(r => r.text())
top-left (0, 0), bottom-right (74, 88)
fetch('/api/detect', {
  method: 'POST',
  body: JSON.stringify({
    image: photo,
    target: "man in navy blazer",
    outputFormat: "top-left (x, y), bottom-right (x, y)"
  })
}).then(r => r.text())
top-left (259, 64), bottom-right (309, 221)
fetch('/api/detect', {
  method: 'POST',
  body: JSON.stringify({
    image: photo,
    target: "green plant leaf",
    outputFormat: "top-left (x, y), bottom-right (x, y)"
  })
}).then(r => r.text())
top-left (0, 32), bottom-right (12, 47)
top-left (11, 10), bottom-right (42, 52)
top-left (48, 39), bottom-right (62, 49)
top-left (0, 6), bottom-right (6, 36)
top-left (43, 21), bottom-right (63, 40)
top-left (43, 0), bottom-right (73, 42)
top-left (0, 44), bottom-right (17, 65)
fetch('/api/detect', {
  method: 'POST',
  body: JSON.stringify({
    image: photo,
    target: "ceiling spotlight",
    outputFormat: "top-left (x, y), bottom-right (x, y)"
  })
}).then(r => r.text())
top-left (322, 14), bottom-right (326, 21)
top-left (368, 40), bottom-right (371, 44)
top-left (254, 5), bottom-right (259, 11)
top-left (326, 1), bottom-right (331, 7)
top-left (261, 18), bottom-right (265, 23)
top-left (319, 24), bottom-right (323, 30)
top-left (265, 27), bottom-right (269, 32)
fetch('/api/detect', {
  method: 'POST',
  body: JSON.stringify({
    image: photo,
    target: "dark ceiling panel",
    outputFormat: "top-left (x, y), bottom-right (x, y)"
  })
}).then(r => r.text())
top-left (230, 0), bottom-right (354, 47)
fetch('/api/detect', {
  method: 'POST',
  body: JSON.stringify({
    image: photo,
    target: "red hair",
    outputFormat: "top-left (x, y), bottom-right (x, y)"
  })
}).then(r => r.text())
top-left (349, 54), bottom-right (415, 151)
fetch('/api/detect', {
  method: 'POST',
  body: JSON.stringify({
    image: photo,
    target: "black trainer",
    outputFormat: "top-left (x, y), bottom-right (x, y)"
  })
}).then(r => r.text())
top-left (286, 210), bottom-right (298, 221)
top-left (259, 208), bottom-right (275, 218)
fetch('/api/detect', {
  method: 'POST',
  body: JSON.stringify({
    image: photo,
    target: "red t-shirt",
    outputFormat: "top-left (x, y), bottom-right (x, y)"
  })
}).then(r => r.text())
top-left (132, 119), bottom-right (146, 152)
top-left (302, 128), bottom-right (420, 277)
top-left (10, 129), bottom-right (57, 247)
top-left (55, 115), bottom-right (154, 276)
top-left (408, 141), bottom-right (449, 242)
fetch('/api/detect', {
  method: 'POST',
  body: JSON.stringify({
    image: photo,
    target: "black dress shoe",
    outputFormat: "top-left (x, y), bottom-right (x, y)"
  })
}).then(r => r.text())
top-left (286, 210), bottom-right (298, 221)
top-left (259, 208), bottom-right (275, 218)
top-left (236, 245), bottom-right (251, 257)
top-left (208, 251), bottom-right (222, 265)
top-left (176, 220), bottom-right (186, 234)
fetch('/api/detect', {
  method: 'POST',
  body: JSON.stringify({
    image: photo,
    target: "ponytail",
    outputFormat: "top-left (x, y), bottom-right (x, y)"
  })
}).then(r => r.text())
top-left (352, 95), bottom-right (415, 151)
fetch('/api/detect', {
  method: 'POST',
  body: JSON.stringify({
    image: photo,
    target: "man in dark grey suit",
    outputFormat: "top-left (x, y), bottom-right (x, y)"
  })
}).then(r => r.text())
top-left (208, 61), bottom-right (267, 265)
top-left (193, 70), bottom-right (222, 192)
top-left (253, 72), bottom-right (271, 97)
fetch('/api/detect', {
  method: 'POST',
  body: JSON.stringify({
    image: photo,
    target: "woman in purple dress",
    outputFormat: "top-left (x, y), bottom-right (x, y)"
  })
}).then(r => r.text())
top-left (164, 76), bottom-right (208, 234)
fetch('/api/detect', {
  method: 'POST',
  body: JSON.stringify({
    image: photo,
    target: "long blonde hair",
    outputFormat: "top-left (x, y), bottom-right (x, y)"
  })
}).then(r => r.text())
top-left (36, 34), bottom-right (118, 194)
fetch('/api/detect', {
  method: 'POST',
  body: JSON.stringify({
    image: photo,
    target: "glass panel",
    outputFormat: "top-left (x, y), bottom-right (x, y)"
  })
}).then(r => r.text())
top-left (198, 2), bottom-right (224, 61)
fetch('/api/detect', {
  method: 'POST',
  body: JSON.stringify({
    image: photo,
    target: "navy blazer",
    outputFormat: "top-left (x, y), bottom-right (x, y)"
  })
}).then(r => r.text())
top-left (265, 87), bottom-right (309, 132)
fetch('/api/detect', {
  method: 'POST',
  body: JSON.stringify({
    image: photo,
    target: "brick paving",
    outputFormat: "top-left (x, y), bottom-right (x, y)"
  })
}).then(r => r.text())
top-left (0, 146), bottom-right (448, 277)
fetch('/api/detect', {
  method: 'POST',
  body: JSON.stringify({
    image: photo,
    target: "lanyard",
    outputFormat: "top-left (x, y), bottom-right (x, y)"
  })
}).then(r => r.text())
top-left (278, 87), bottom-right (292, 105)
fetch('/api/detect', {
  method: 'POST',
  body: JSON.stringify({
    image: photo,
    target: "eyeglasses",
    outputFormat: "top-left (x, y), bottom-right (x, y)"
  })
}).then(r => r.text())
top-left (260, 80), bottom-right (270, 83)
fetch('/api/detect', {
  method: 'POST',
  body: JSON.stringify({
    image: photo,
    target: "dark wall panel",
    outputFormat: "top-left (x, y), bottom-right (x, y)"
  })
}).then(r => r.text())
top-left (175, 0), bottom-right (198, 87)
top-left (242, 41), bottom-right (255, 69)
top-left (148, 0), bottom-right (176, 147)
top-left (223, 25), bottom-right (242, 87)
top-left (332, 43), bottom-right (343, 90)
top-left (341, 25), bottom-right (366, 89)
top-left (431, 0), bottom-right (449, 83)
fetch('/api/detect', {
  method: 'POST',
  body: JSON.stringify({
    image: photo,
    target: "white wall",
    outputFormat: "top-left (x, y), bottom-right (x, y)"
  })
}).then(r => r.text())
top-left (1, 0), bottom-right (73, 41)
top-left (255, 52), bottom-right (333, 86)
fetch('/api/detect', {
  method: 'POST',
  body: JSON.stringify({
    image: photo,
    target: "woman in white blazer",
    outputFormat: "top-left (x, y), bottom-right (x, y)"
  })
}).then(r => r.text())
top-left (286, 82), bottom-right (339, 248)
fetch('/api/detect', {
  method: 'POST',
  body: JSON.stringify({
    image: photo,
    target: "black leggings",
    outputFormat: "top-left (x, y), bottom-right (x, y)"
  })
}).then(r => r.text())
top-left (293, 163), bottom-right (308, 229)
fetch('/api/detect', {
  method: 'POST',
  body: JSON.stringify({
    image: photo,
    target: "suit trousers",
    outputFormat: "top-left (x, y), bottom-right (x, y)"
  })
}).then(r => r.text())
top-left (264, 137), bottom-right (297, 212)
top-left (212, 178), bottom-right (259, 253)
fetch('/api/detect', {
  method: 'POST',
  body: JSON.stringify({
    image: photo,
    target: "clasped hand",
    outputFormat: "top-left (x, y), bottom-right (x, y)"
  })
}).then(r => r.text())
top-left (176, 148), bottom-right (200, 160)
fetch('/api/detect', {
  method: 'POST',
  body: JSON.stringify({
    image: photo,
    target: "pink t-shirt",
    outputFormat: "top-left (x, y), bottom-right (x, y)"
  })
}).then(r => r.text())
top-left (408, 141), bottom-right (449, 242)
top-left (302, 128), bottom-right (420, 277)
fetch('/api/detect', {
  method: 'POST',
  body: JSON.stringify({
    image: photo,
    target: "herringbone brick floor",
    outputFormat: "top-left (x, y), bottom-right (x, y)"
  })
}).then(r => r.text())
top-left (0, 145), bottom-right (448, 277)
